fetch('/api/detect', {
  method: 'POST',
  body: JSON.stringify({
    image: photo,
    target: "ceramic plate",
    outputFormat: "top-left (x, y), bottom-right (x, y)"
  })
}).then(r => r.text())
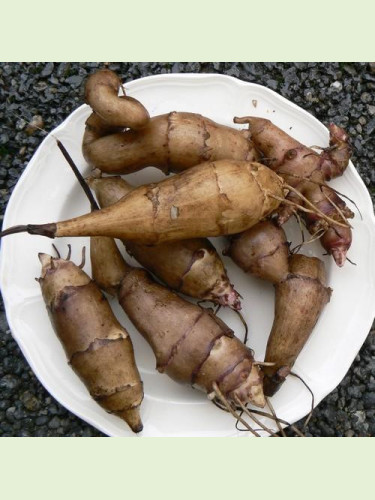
top-left (1, 74), bottom-right (375, 437)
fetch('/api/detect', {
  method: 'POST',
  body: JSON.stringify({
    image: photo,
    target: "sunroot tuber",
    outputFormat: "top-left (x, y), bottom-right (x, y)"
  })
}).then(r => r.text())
top-left (225, 220), bottom-right (289, 284)
top-left (0, 160), bottom-right (284, 244)
top-left (37, 251), bottom-right (144, 432)
top-left (88, 175), bottom-right (241, 309)
top-left (86, 220), bottom-right (266, 410)
top-left (234, 116), bottom-right (353, 266)
top-left (82, 111), bottom-right (259, 174)
top-left (84, 69), bottom-right (150, 130)
top-left (262, 254), bottom-right (331, 396)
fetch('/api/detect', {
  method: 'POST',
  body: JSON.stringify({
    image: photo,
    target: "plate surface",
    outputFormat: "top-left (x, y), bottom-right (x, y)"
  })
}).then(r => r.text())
top-left (1, 73), bottom-right (375, 437)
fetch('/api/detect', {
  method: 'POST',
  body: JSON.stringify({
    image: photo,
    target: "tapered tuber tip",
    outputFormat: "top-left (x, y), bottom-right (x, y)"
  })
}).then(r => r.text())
top-left (232, 364), bottom-right (266, 408)
top-left (263, 366), bottom-right (291, 397)
top-left (118, 407), bottom-right (143, 433)
top-left (328, 123), bottom-right (349, 143)
top-left (38, 252), bottom-right (56, 277)
top-left (216, 288), bottom-right (242, 311)
top-left (38, 252), bottom-right (52, 265)
top-left (331, 248), bottom-right (347, 267)
top-left (247, 365), bottom-right (266, 408)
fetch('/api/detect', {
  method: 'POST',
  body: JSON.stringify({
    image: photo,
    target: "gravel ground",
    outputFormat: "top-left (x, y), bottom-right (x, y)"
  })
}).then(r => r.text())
top-left (0, 62), bottom-right (374, 437)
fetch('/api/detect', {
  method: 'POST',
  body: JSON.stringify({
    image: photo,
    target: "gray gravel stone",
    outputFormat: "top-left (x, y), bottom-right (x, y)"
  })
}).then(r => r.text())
top-left (20, 391), bottom-right (41, 411)
top-left (0, 62), bottom-right (374, 437)
top-left (48, 416), bottom-right (61, 429)
top-left (65, 75), bottom-right (84, 88)
top-left (0, 374), bottom-right (20, 391)
top-left (363, 392), bottom-right (375, 409)
top-left (41, 62), bottom-right (54, 77)
top-left (365, 117), bottom-right (375, 135)
top-left (331, 81), bottom-right (342, 91)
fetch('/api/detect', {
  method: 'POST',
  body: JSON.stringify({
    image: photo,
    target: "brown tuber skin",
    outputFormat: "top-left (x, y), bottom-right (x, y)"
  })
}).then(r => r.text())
top-left (38, 253), bottom-right (144, 433)
top-left (1, 160), bottom-right (284, 244)
top-left (87, 228), bottom-right (265, 408)
top-left (90, 236), bottom-right (129, 296)
top-left (84, 69), bottom-right (150, 130)
top-left (88, 175), bottom-right (241, 309)
top-left (234, 116), bottom-right (353, 266)
top-left (262, 254), bottom-right (332, 396)
top-left (226, 220), bottom-right (289, 284)
top-left (117, 266), bottom-right (265, 408)
top-left (82, 111), bottom-right (259, 175)
top-left (224, 220), bottom-right (332, 397)
top-left (53, 160), bottom-right (283, 243)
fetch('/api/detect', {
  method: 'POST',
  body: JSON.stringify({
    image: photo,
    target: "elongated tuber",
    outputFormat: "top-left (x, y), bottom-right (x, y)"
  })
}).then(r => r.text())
top-left (0, 160), bottom-right (284, 244)
top-left (83, 111), bottom-right (259, 174)
top-left (224, 219), bottom-right (332, 397)
top-left (88, 175), bottom-right (240, 309)
top-left (86, 219), bottom-right (265, 409)
top-left (38, 252), bottom-right (144, 432)
top-left (262, 254), bottom-right (332, 396)
top-left (118, 266), bottom-right (265, 407)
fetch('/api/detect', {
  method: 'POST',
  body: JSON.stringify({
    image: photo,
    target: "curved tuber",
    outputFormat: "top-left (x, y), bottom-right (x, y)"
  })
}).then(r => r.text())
top-left (82, 111), bottom-right (259, 175)
top-left (84, 69), bottom-right (150, 130)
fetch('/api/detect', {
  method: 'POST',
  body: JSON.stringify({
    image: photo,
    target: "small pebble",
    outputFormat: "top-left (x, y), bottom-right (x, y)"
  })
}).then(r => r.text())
top-left (48, 416), bottom-right (61, 429)
top-left (41, 62), bottom-right (54, 78)
top-left (25, 115), bottom-right (44, 135)
top-left (331, 81), bottom-right (342, 91)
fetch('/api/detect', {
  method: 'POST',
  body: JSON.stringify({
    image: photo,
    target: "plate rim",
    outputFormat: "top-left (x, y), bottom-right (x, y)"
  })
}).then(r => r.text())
top-left (1, 72), bottom-right (375, 437)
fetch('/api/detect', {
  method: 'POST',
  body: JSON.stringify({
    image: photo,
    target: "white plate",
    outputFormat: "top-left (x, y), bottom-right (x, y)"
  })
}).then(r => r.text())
top-left (1, 74), bottom-right (375, 437)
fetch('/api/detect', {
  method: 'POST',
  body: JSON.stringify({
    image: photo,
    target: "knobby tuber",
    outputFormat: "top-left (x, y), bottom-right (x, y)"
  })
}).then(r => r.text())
top-left (0, 160), bottom-right (284, 244)
top-left (224, 221), bottom-right (332, 396)
top-left (37, 252), bottom-right (144, 432)
top-left (82, 111), bottom-right (259, 174)
top-left (226, 220), bottom-right (289, 284)
top-left (88, 175), bottom-right (241, 309)
top-left (84, 69), bottom-right (150, 130)
top-left (234, 116), bottom-right (353, 266)
top-left (87, 222), bottom-right (266, 411)
top-left (57, 152), bottom-right (267, 415)
top-left (117, 266), bottom-right (265, 408)
top-left (263, 254), bottom-right (331, 396)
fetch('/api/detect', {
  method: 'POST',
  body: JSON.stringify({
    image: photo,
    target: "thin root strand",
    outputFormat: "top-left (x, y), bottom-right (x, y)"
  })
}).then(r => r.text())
top-left (290, 371), bottom-right (315, 429)
top-left (212, 382), bottom-right (260, 437)
top-left (233, 309), bottom-right (249, 344)
top-left (52, 244), bottom-right (61, 258)
top-left (271, 194), bottom-right (349, 230)
top-left (79, 246), bottom-right (86, 269)
top-left (250, 408), bottom-right (305, 437)
top-left (266, 397), bottom-right (286, 437)
top-left (234, 396), bottom-right (279, 437)
top-left (66, 244), bottom-right (72, 261)
top-left (56, 140), bottom-right (99, 213)
top-left (284, 184), bottom-right (352, 229)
